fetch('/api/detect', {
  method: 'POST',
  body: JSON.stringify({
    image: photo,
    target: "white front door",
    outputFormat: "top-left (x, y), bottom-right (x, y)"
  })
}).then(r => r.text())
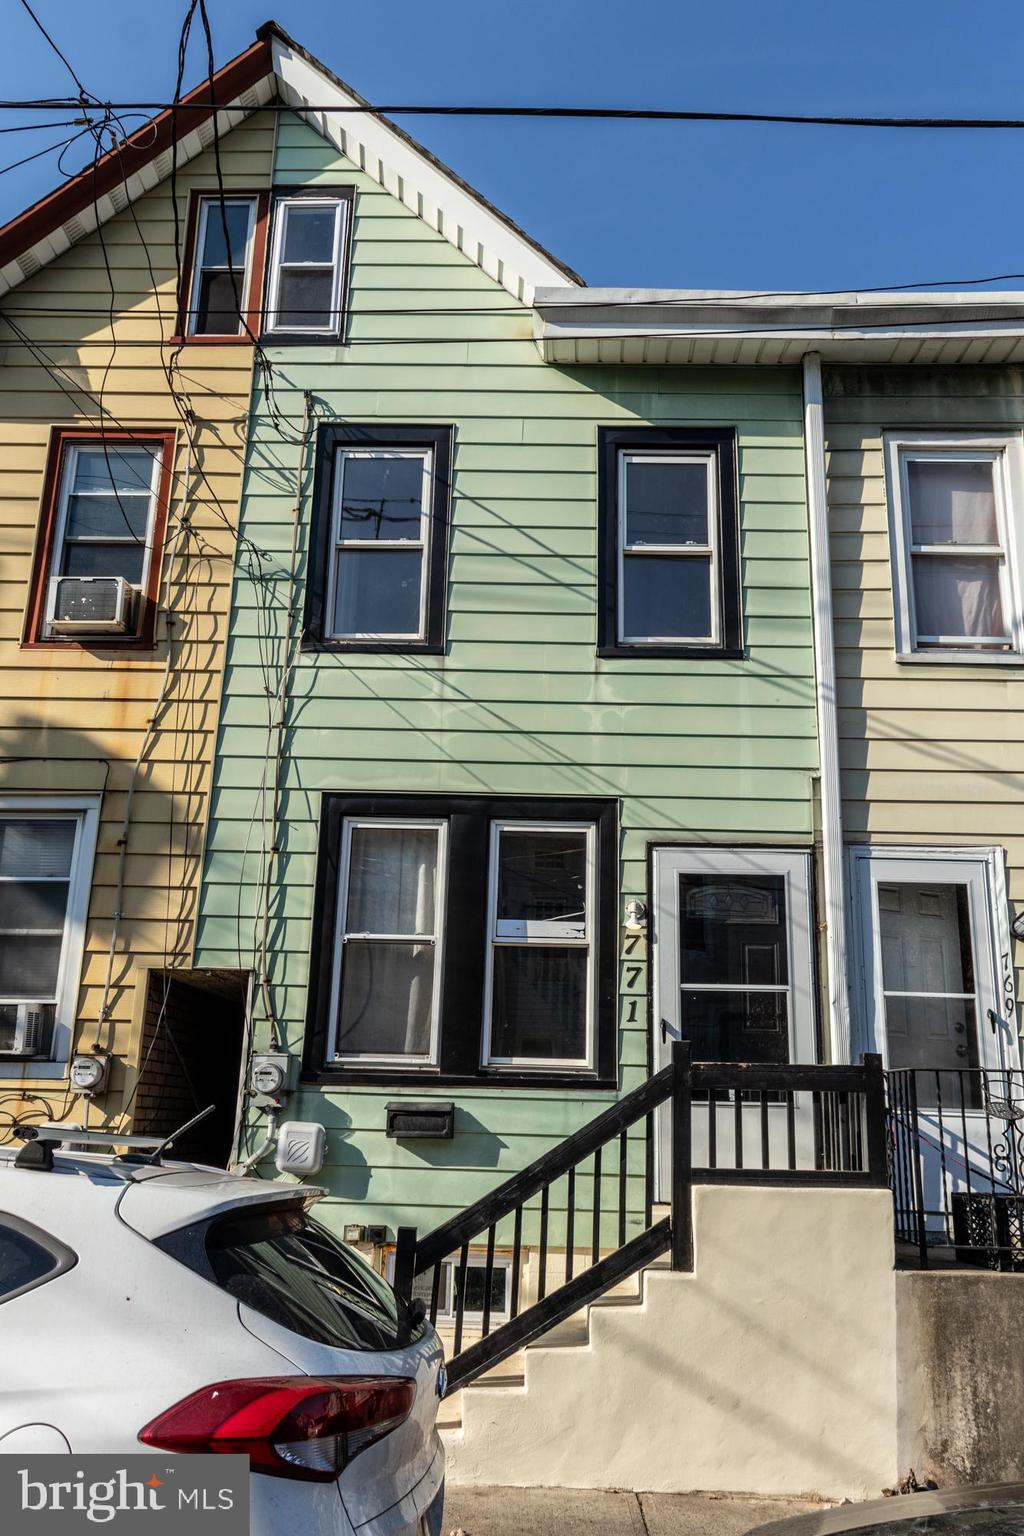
top-left (652, 847), bottom-right (818, 1197)
top-left (850, 846), bottom-right (1019, 1234)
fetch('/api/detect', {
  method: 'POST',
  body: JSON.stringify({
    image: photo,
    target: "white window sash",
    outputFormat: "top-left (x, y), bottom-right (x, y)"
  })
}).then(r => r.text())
top-left (616, 450), bottom-right (719, 645)
top-left (187, 196), bottom-right (257, 337)
top-left (44, 442), bottom-right (163, 638)
top-left (326, 817), bottom-right (447, 1068)
top-left (884, 433), bottom-right (1024, 660)
top-left (481, 820), bottom-right (596, 1071)
top-left (265, 197), bottom-right (347, 336)
top-left (0, 796), bottom-right (100, 1065)
top-left (325, 448), bottom-right (431, 641)
top-left (386, 1251), bottom-right (514, 1325)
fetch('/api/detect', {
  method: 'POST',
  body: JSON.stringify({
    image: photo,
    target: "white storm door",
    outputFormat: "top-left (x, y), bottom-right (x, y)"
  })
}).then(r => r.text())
top-left (652, 847), bottom-right (818, 1195)
top-left (851, 847), bottom-right (1017, 1229)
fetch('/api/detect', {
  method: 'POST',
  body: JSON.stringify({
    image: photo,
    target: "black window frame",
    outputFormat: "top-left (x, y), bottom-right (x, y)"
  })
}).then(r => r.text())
top-left (260, 185), bottom-right (356, 345)
top-left (304, 793), bottom-right (619, 1089)
top-left (597, 425), bottom-right (743, 659)
top-left (0, 1212), bottom-right (77, 1304)
top-left (303, 423), bottom-right (452, 655)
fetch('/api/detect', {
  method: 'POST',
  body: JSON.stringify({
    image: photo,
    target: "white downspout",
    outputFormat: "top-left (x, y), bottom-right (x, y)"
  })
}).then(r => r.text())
top-left (802, 353), bottom-right (852, 1063)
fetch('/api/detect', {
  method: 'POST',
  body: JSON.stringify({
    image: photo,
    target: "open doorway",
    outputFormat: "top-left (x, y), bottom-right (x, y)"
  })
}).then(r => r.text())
top-left (130, 969), bottom-right (250, 1167)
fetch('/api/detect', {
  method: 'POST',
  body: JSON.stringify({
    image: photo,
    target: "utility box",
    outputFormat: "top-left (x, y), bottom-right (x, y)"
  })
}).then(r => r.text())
top-left (275, 1121), bottom-right (326, 1177)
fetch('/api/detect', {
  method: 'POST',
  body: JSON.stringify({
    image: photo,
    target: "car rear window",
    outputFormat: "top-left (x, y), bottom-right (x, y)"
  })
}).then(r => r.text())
top-left (199, 1204), bottom-right (421, 1351)
top-left (0, 1217), bottom-right (75, 1302)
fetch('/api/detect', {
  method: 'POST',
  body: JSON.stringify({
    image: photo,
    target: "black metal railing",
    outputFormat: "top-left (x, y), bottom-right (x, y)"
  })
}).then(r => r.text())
top-left (888, 1067), bottom-right (1024, 1269)
top-left (393, 1047), bottom-right (888, 1394)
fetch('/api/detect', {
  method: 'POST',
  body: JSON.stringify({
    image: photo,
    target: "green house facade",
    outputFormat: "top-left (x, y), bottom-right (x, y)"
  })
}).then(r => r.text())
top-left (195, 33), bottom-right (821, 1272)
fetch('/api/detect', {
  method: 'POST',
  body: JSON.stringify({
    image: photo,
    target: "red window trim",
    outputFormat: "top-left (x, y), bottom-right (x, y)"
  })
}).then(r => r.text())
top-left (23, 427), bottom-right (177, 652)
top-left (173, 189), bottom-right (271, 344)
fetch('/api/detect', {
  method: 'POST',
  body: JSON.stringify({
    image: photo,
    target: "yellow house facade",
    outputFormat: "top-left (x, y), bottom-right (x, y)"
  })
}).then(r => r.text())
top-left (0, 39), bottom-right (278, 1157)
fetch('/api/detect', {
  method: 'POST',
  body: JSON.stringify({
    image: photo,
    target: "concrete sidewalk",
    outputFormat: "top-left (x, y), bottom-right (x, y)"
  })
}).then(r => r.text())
top-left (445, 1486), bottom-right (827, 1536)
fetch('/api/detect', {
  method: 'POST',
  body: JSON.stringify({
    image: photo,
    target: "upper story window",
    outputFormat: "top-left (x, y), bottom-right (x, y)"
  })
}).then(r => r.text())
top-left (884, 432), bottom-right (1024, 661)
top-left (306, 795), bottom-right (617, 1086)
top-left (27, 432), bottom-right (174, 648)
top-left (304, 424), bottom-right (452, 653)
top-left (186, 195), bottom-right (257, 336)
top-left (0, 798), bottom-right (100, 1065)
top-left (264, 190), bottom-right (353, 339)
top-left (597, 427), bottom-right (742, 658)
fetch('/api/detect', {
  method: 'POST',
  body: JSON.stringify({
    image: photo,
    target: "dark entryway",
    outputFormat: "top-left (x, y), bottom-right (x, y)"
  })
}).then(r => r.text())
top-left (130, 969), bottom-right (250, 1167)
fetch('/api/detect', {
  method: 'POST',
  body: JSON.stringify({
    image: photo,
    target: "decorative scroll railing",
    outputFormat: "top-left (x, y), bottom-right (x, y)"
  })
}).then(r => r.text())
top-left (888, 1067), bottom-right (1024, 1270)
top-left (393, 1046), bottom-right (888, 1395)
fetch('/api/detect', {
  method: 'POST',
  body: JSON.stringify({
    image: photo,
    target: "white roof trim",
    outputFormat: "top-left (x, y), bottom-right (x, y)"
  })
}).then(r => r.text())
top-left (533, 288), bottom-right (1024, 367)
top-left (268, 33), bottom-right (579, 305)
top-left (0, 76), bottom-right (278, 302)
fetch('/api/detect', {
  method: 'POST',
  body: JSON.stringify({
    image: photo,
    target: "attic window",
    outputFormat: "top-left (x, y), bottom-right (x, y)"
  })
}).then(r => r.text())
top-left (263, 189), bottom-right (354, 340)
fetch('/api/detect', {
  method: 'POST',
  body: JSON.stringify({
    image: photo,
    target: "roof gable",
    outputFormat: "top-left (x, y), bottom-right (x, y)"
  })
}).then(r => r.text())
top-left (0, 21), bottom-right (580, 304)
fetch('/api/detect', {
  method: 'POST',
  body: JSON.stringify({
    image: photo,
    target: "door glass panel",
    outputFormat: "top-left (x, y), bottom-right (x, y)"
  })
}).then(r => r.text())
top-left (877, 881), bottom-right (980, 1106)
top-left (680, 989), bottom-right (789, 1064)
top-left (680, 874), bottom-right (789, 987)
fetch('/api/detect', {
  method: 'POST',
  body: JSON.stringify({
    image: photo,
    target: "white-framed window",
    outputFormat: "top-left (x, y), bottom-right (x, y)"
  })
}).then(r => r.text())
top-left (327, 818), bottom-right (447, 1066)
top-left (325, 447), bottom-right (432, 640)
top-left (0, 797), bottom-right (100, 1065)
top-left (481, 822), bottom-right (596, 1071)
top-left (265, 194), bottom-right (349, 337)
top-left (44, 441), bottom-right (164, 637)
top-left (617, 449), bottom-right (719, 645)
top-left (884, 431), bottom-right (1024, 661)
top-left (387, 1250), bottom-right (513, 1326)
top-left (186, 195), bottom-right (257, 337)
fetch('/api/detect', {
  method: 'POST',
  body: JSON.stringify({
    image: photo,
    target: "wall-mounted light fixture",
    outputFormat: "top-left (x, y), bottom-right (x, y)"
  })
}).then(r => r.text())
top-left (624, 899), bottom-right (647, 934)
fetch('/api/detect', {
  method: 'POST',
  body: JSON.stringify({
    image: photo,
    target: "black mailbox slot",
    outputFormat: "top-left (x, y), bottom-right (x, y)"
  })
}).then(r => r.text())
top-left (386, 1101), bottom-right (455, 1140)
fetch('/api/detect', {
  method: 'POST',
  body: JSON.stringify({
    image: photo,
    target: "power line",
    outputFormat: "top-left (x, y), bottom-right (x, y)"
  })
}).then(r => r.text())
top-left (5, 98), bottom-right (1024, 129)
top-left (14, 0), bottom-right (89, 100)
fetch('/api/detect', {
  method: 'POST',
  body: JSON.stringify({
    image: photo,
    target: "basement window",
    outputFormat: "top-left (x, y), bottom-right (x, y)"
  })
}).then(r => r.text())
top-left (885, 432), bottom-right (1024, 661)
top-left (263, 190), bottom-right (353, 339)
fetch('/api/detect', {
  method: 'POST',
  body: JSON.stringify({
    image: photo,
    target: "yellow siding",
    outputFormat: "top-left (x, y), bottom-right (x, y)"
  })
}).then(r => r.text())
top-left (0, 114), bottom-right (274, 1122)
top-left (824, 364), bottom-right (1024, 988)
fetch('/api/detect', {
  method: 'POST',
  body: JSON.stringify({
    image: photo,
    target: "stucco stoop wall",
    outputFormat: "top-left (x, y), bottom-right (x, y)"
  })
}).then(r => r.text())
top-left (444, 1186), bottom-right (899, 1500)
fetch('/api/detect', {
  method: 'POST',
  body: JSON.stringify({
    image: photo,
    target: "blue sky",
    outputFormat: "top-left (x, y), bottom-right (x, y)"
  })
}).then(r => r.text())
top-left (5, 0), bottom-right (1024, 292)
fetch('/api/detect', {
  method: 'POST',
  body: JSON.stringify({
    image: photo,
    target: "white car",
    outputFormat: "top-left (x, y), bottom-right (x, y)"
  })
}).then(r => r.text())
top-left (0, 1135), bottom-right (445, 1536)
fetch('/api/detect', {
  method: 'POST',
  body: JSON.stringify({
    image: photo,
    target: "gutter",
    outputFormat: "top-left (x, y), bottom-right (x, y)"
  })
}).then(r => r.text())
top-left (802, 354), bottom-right (852, 1063)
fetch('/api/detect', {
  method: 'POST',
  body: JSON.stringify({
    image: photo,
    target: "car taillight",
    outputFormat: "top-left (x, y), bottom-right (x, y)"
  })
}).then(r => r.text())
top-left (139, 1376), bottom-right (416, 1481)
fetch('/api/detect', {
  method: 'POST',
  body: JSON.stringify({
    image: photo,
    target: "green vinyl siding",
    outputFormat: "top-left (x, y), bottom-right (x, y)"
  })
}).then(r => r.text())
top-left (196, 115), bottom-right (817, 1239)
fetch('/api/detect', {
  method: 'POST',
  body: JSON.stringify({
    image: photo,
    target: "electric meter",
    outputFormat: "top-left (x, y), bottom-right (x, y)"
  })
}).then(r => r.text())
top-left (69, 1052), bottom-right (109, 1096)
top-left (250, 1052), bottom-right (292, 1099)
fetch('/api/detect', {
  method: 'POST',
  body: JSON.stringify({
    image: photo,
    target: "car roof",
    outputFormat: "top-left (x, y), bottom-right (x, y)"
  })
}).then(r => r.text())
top-left (750, 1482), bottom-right (1024, 1533)
top-left (0, 1145), bottom-right (325, 1237)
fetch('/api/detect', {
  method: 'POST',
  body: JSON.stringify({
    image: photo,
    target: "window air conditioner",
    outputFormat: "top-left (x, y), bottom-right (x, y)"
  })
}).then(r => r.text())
top-left (47, 575), bottom-right (134, 634)
top-left (0, 1002), bottom-right (53, 1057)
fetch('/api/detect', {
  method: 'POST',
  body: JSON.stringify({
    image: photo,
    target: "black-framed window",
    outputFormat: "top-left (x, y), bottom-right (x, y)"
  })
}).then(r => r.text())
top-left (262, 186), bottom-right (354, 343)
top-left (597, 426), bottom-right (742, 658)
top-left (303, 424), bottom-right (452, 654)
top-left (305, 795), bottom-right (618, 1088)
